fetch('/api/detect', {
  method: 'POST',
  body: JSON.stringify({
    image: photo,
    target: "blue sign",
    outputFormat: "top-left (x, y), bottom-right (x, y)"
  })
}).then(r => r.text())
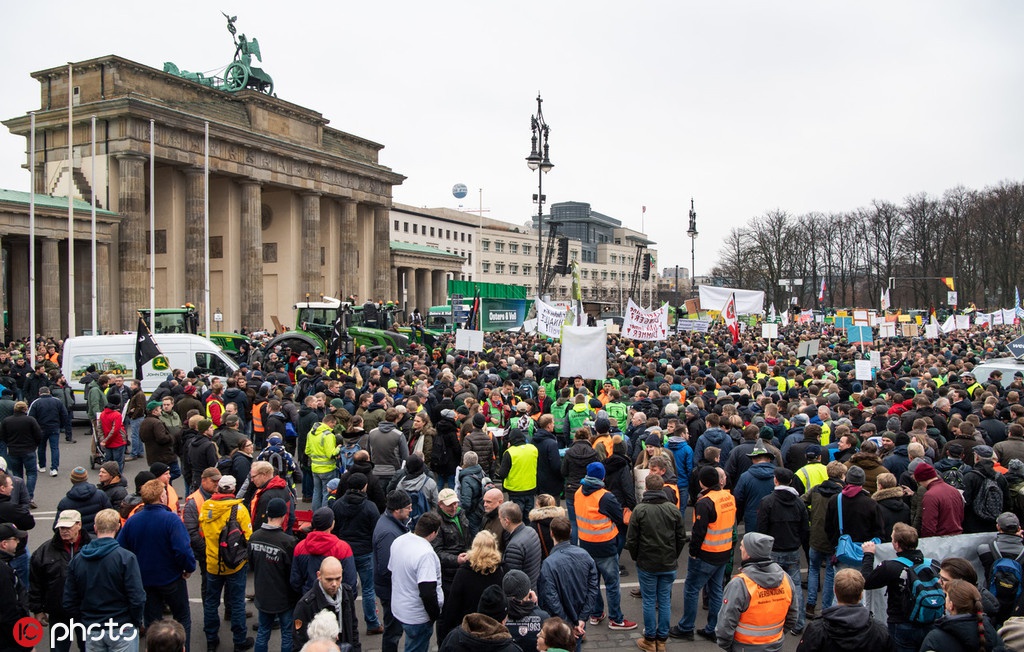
top-left (846, 325), bottom-right (873, 345)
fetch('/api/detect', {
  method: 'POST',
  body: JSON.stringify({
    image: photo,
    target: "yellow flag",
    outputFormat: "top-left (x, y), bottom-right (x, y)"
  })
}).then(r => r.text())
top-left (941, 277), bottom-right (956, 291)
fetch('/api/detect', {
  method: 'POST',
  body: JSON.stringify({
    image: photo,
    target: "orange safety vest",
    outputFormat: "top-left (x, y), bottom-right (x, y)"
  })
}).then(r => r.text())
top-left (574, 487), bottom-right (617, 543)
top-left (593, 435), bottom-right (613, 459)
top-left (733, 572), bottom-right (792, 646)
top-left (186, 488), bottom-right (207, 522)
top-left (251, 401), bottom-right (267, 433)
top-left (697, 489), bottom-right (736, 554)
top-left (166, 483), bottom-right (180, 516)
top-left (666, 484), bottom-right (681, 509)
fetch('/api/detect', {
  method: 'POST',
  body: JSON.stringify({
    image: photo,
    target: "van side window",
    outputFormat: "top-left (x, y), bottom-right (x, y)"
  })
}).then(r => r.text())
top-left (195, 352), bottom-right (230, 377)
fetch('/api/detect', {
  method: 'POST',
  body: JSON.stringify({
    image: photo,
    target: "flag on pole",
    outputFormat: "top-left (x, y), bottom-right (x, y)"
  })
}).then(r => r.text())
top-left (818, 278), bottom-right (826, 302)
top-left (941, 277), bottom-right (956, 292)
top-left (881, 288), bottom-right (891, 311)
top-left (642, 206), bottom-right (646, 214)
top-left (466, 288), bottom-right (481, 330)
top-left (780, 310), bottom-right (790, 328)
top-left (570, 260), bottom-right (584, 326)
top-left (135, 315), bottom-right (163, 380)
top-left (723, 293), bottom-right (740, 345)
top-left (1016, 287), bottom-right (1024, 321)
top-left (768, 303), bottom-right (777, 323)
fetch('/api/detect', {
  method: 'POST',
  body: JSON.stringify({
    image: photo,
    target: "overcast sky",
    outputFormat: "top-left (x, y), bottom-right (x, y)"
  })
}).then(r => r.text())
top-left (2, 1), bottom-right (1022, 277)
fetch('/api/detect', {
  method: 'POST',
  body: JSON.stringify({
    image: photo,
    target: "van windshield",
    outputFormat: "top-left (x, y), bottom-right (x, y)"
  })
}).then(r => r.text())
top-left (195, 352), bottom-right (235, 377)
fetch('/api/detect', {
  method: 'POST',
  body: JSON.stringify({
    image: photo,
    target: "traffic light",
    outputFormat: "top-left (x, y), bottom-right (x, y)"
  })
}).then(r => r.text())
top-left (556, 237), bottom-right (569, 274)
top-left (642, 253), bottom-right (652, 280)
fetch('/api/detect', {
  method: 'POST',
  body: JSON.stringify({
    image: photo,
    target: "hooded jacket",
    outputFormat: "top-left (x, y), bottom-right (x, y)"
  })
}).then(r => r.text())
top-left (439, 613), bottom-right (522, 652)
top-left (918, 612), bottom-right (1003, 652)
top-left (251, 474), bottom-right (296, 533)
top-left (625, 489), bottom-right (686, 572)
top-left (504, 595), bottom-right (550, 652)
top-left (368, 421), bottom-right (409, 477)
top-left (187, 434), bottom-right (219, 491)
top-left (694, 427), bottom-right (733, 464)
top-left (734, 462), bottom-right (777, 528)
top-left (291, 529), bottom-right (356, 595)
top-left (62, 536), bottom-right (146, 627)
top-left (199, 493), bottom-right (252, 575)
top-left (665, 436), bottom-right (694, 491)
top-left (871, 486), bottom-right (911, 541)
top-left (963, 460), bottom-right (1010, 534)
top-left (561, 439), bottom-right (599, 498)
top-left (602, 452), bottom-right (636, 511)
top-left (431, 505), bottom-right (472, 589)
top-left (331, 489), bottom-right (381, 557)
top-left (528, 504), bottom-right (567, 558)
top-left (756, 485), bottom-right (809, 552)
top-left (845, 452), bottom-right (886, 494)
top-left (432, 415), bottom-right (463, 476)
top-left (882, 445), bottom-right (911, 478)
top-left (55, 483), bottom-right (113, 536)
top-left (717, 556), bottom-right (798, 651)
top-left (396, 468), bottom-right (440, 511)
top-left (532, 428), bottom-right (564, 497)
top-left (29, 529), bottom-right (91, 619)
top-left (795, 604), bottom-right (891, 652)
top-left (340, 459), bottom-right (386, 513)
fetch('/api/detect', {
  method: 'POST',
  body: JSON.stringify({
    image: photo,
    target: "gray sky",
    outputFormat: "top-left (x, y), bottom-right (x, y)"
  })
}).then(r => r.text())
top-left (2, 1), bottom-right (1022, 277)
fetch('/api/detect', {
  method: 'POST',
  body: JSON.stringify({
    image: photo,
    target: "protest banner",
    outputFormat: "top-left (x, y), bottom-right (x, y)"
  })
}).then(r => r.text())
top-left (623, 299), bottom-right (669, 341)
top-left (533, 299), bottom-right (567, 339)
top-left (676, 319), bottom-right (712, 333)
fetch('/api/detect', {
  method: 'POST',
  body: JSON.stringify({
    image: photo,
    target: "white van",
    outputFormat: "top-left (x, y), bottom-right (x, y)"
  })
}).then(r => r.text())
top-left (971, 356), bottom-right (1024, 388)
top-left (62, 333), bottom-right (239, 415)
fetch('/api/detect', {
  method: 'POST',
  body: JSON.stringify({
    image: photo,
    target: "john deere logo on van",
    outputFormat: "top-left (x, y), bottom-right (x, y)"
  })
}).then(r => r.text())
top-left (151, 355), bottom-right (169, 371)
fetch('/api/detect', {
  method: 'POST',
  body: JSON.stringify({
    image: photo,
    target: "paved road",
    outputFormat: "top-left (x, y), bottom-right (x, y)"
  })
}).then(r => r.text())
top-left (24, 436), bottom-right (806, 651)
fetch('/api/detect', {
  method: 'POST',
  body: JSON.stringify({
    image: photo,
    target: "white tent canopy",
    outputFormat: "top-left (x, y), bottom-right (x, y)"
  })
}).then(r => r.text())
top-left (698, 286), bottom-right (765, 315)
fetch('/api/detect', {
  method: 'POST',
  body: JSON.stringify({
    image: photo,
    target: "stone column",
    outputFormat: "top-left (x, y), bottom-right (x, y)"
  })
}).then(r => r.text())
top-left (433, 270), bottom-right (447, 305)
top-left (402, 268), bottom-right (416, 314)
top-left (10, 243), bottom-right (28, 341)
top-left (41, 238), bottom-right (60, 338)
top-left (183, 168), bottom-right (205, 306)
top-left (239, 180), bottom-right (263, 332)
top-left (117, 154), bottom-right (147, 330)
top-left (373, 206), bottom-right (390, 299)
top-left (339, 200), bottom-right (358, 299)
top-left (301, 193), bottom-right (322, 296)
top-left (419, 268), bottom-right (433, 313)
top-left (97, 243), bottom-right (111, 335)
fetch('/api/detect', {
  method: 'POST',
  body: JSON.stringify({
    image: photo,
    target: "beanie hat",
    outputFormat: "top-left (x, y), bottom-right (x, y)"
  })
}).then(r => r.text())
top-left (197, 419), bottom-right (213, 433)
top-left (886, 417), bottom-right (902, 433)
top-left (477, 585), bottom-right (508, 622)
top-left (106, 393), bottom-right (122, 407)
top-left (473, 413), bottom-right (487, 428)
top-left (265, 498), bottom-right (288, 519)
top-left (348, 472), bottom-right (368, 490)
top-left (895, 432), bottom-right (911, 447)
top-left (846, 465), bottom-right (866, 486)
top-left (372, 392), bottom-right (386, 403)
top-left (311, 507), bottom-right (334, 531)
top-left (134, 471), bottom-right (156, 493)
top-left (150, 462), bottom-right (170, 477)
top-left (146, 400), bottom-right (161, 412)
top-left (387, 489), bottom-right (412, 511)
top-left (586, 462), bottom-right (605, 480)
top-left (70, 467), bottom-right (89, 484)
top-left (699, 465), bottom-right (720, 489)
top-left (502, 569), bottom-right (532, 601)
top-left (742, 531), bottom-right (774, 561)
top-left (594, 417), bottom-right (611, 434)
top-left (406, 456), bottom-right (424, 475)
top-left (100, 461), bottom-right (121, 478)
top-left (913, 463), bottom-right (938, 483)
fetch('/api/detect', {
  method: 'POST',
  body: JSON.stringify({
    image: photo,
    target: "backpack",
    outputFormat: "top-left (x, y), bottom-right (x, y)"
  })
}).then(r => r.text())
top-left (988, 542), bottom-right (1024, 609)
top-left (216, 456), bottom-right (234, 476)
top-left (339, 442), bottom-right (361, 473)
top-left (517, 383), bottom-right (535, 401)
top-left (284, 421), bottom-right (298, 440)
top-left (267, 449), bottom-right (288, 479)
top-left (218, 504), bottom-right (248, 570)
top-left (896, 557), bottom-right (946, 625)
top-left (972, 473), bottom-right (1006, 522)
top-left (408, 488), bottom-right (430, 526)
top-left (941, 465), bottom-right (966, 491)
top-left (430, 431), bottom-right (450, 470)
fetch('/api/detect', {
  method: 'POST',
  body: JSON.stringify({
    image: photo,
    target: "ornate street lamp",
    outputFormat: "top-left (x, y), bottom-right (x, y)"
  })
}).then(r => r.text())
top-left (527, 94), bottom-right (553, 296)
top-left (687, 198), bottom-right (699, 298)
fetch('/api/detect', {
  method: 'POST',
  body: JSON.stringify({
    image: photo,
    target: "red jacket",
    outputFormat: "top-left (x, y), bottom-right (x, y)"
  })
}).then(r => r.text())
top-left (99, 406), bottom-right (127, 449)
top-left (921, 479), bottom-right (964, 538)
top-left (290, 530), bottom-right (356, 595)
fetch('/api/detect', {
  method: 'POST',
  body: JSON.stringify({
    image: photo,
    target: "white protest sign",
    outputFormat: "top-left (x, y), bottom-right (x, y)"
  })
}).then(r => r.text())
top-left (761, 323), bottom-right (778, 339)
top-left (924, 322), bottom-right (939, 339)
top-left (622, 299), bottom-right (669, 341)
top-left (869, 351), bottom-right (881, 368)
top-left (878, 323), bottom-right (897, 339)
top-left (560, 326), bottom-right (608, 379)
top-left (855, 360), bottom-right (874, 381)
top-left (533, 299), bottom-right (567, 339)
top-left (454, 329), bottom-right (484, 352)
top-left (955, 314), bottom-right (970, 330)
top-left (676, 319), bottom-right (712, 333)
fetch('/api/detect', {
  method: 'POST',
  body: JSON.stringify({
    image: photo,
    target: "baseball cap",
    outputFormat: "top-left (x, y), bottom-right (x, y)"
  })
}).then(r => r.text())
top-left (0, 524), bottom-right (28, 540)
top-left (998, 512), bottom-right (1020, 532)
top-left (438, 488), bottom-right (459, 506)
top-left (55, 510), bottom-right (82, 528)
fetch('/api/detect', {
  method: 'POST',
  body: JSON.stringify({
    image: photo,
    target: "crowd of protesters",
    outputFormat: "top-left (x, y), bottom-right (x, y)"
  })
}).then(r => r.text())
top-left (2, 320), bottom-right (1024, 651)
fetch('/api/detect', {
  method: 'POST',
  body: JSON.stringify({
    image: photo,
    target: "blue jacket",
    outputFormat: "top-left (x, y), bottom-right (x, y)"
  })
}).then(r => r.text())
top-left (780, 427), bottom-right (806, 461)
top-left (117, 503), bottom-right (196, 587)
top-left (538, 541), bottom-right (600, 625)
top-left (371, 512), bottom-right (409, 600)
top-left (28, 395), bottom-right (71, 435)
top-left (55, 483), bottom-right (112, 536)
top-left (694, 427), bottom-right (733, 464)
top-left (665, 436), bottom-right (694, 490)
top-left (733, 462), bottom-right (776, 528)
top-left (882, 445), bottom-right (910, 479)
top-left (63, 537), bottom-right (146, 626)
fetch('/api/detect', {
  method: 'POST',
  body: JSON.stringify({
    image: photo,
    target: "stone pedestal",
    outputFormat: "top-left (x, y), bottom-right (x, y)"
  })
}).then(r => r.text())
top-left (240, 181), bottom-right (263, 331)
top-left (373, 206), bottom-right (390, 299)
top-left (97, 243), bottom-right (111, 334)
top-left (116, 155), bottom-right (147, 330)
top-left (184, 168), bottom-right (205, 307)
top-left (41, 238), bottom-right (60, 338)
top-left (301, 193), bottom-right (322, 296)
top-left (339, 200), bottom-right (358, 299)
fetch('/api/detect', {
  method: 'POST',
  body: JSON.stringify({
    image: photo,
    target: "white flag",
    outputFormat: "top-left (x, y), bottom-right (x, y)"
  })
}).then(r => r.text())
top-left (768, 303), bottom-right (777, 323)
top-left (780, 310), bottom-right (790, 328)
top-left (881, 289), bottom-right (891, 311)
top-left (941, 316), bottom-right (956, 334)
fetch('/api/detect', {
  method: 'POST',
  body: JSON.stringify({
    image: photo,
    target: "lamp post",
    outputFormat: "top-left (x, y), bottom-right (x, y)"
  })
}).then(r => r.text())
top-left (687, 198), bottom-right (699, 298)
top-left (526, 93), bottom-right (553, 297)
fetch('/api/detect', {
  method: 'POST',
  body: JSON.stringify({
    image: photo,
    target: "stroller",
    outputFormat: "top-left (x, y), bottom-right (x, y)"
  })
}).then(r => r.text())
top-left (89, 421), bottom-right (107, 469)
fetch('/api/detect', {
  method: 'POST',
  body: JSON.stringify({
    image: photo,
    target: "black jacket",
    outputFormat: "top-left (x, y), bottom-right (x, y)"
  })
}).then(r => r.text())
top-left (826, 488), bottom-right (885, 549)
top-left (247, 524), bottom-right (297, 614)
top-left (431, 506), bottom-right (472, 590)
top-left (0, 413), bottom-right (43, 455)
top-left (29, 530), bottom-right (91, 619)
top-left (862, 549), bottom-right (929, 624)
top-left (54, 483), bottom-right (112, 536)
top-left (963, 461), bottom-right (1010, 534)
top-left (438, 614), bottom-right (523, 652)
top-left (532, 428), bottom-right (563, 497)
top-left (757, 485), bottom-right (809, 552)
top-left (98, 477), bottom-right (128, 513)
top-left (339, 460), bottom-right (387, 514)
top-left (601, 453), bottom-right (636, 511)
top-left (292, 583), bottom-right (360, 652)
top-left (872, 486), bottom-right (911, 542)
top-left (0, 549), bottom-right (30, 649)
top-left (431, 416), bottom-right (462, 477)
top-left (0, 494), bottom-right (35, 557)
top-left (331, 489), bottom-right (380, 557)
top-left (918, 613), bottom-right (1003, 652)
top-left (560, 440), bottom-right (599, 497)
top-left (795, 604), bottom-right (892, 652)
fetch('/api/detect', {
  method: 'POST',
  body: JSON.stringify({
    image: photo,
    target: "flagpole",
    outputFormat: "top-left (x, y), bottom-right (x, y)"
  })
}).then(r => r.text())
top-left (29, 112), bottom-right (36, 356)
top-left (149, 119), bottom-right (155, 330)
top-left (68, 63), bottom-right (76, 339)
top-left (204, 121), bottom-right (211, 340)
top-left (90, 115), bottom-right (97, 335)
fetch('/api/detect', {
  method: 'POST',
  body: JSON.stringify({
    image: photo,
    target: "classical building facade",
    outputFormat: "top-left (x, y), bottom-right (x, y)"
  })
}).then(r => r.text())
top-left (2, 55), bottom-right (404, 338)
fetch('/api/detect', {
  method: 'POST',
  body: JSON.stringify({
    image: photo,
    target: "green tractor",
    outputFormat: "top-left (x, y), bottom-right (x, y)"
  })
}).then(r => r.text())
top-left (262, 297), bottom-right (415, 359)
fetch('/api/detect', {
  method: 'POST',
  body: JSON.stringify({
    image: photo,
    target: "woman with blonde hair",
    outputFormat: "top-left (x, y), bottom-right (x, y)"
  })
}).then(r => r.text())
top-left (437, 530), bottom-right (506, 642)
top-left (920, 579), bottom-right (1003, 651)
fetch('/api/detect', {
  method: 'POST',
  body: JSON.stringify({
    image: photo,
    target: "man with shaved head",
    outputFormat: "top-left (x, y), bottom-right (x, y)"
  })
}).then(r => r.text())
top-left (293, 556), bottom-right (360, 651)
top-left (482, 487), bottom-right (506, 550)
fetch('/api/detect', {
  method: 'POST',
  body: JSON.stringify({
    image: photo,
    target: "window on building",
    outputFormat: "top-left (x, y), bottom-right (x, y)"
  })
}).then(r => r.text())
top-left (482, 262), bottom-right (490, 273)
top-left (510, 243), bottom-right (518, 254)
top-left (430, 227), bottom-right (435, 237)
top-left (413, 224), bottom-right (418, 234)
top-left (560, 287), bottom-right (568, 297)
top-left (571, 250), bottom-right (578, 261)
top-left (468, 234), bottom-right (472, 243)
top-left (468, 253), bottom-right (472, 264)
top-left (602, 271), bottom-right (608, 280)
top-left (494, 242), bottom-right (505, 253)
top-left (404, 222), bottom-right (409, 233)
top-left (510, 264), bottom-right (518, 275)
top-left (610, 254), bottom-right (617, 264)
top-left (394, 220), bottom-right (399, 231)
top-left (523, 244), bottom-right (532, 256)
top-left (482, 240), bottom-right (490, 252)
top-left (461, 233), bottom-right (466, 242)
top-left (581, 269), bottom-right (589, 279)
top-left (446, 230), bottom-right (451, 239)
top-left (523, 265), bottom-right (531, 276)
top-left (495, 263), bottom-right (505, 274)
